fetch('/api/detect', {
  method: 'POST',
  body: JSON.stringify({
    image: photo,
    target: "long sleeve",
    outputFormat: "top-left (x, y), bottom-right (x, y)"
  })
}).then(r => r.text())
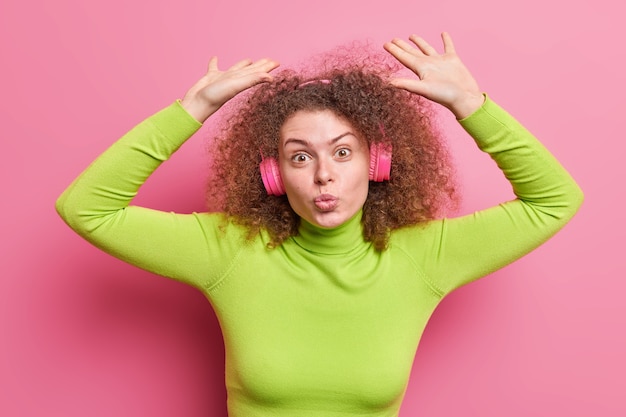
top-left (55, 101), bottom-right (231, 287)
top-left (392, 96), bottom-right (584, 296)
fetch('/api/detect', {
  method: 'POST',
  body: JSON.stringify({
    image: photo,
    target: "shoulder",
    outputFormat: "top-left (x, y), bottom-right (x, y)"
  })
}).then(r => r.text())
top-left (388, 219), bottom-right (446, 253)
top-left (194, 212), bottom-right (274, 250)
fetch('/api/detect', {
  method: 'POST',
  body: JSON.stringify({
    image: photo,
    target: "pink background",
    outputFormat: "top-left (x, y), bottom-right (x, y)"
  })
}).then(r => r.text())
top-left (1, 0), bottom-right (624, 416)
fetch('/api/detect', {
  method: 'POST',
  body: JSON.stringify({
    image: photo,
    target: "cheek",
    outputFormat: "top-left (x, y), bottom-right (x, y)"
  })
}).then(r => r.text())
top-left (352, 161), bottom-right (371, 191)
top-left (282, 170), bottom-right (306, 192)
top-left (347, 170), bottom-right (370, 204)
top-left (356, 180), bottom-right (370, 203)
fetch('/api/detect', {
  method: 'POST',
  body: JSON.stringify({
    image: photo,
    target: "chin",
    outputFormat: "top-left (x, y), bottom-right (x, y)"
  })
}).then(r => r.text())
top-left (308, 211), bottom-right (353, 229)
top-left (314, 220), bottom-right (344, 229)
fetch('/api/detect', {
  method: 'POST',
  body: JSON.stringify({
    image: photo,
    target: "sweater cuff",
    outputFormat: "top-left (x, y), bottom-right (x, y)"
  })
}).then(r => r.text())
top-left (457, 94), bottom-right (519, 140)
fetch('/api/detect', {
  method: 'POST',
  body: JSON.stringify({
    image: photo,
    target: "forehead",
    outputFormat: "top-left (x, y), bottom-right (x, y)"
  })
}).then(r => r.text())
top-left (279, 110), bottom-right (358, 145)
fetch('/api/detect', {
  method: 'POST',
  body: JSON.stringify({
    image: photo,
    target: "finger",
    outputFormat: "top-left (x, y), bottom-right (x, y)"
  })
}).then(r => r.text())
top-left (384, 41), bottom-right (422, 70)
top-left (236, 70), bottom-right (277, 91)
top-left (207, 56), bottom-right (219, 73)
top-left (441, 32), bottom-right (456, 54)
top-left (388, 77), bottom-right (428, 97)
top-left (259, 59), bottom-right (280, 73)
top-left (228, 58), bottom-right (254, 71)
top-left (248, 58), bottom-right (279, 71)
top-left (408, 35), bottom-right (438, 56)
top-left (235, 59), bottom-right (280, 79)
top-left (388, 38), bottom-right (425, 56)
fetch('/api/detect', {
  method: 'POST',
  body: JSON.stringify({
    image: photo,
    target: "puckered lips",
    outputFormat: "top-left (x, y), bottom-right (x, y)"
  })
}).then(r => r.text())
top-left (314, 194), bottom-right (338, 211)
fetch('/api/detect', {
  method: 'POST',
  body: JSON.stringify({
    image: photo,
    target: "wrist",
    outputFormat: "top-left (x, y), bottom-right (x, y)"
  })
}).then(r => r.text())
top-left (449, 92), bottom-right (485, 120)
top-left (180, 95), bottom-right (218, 123)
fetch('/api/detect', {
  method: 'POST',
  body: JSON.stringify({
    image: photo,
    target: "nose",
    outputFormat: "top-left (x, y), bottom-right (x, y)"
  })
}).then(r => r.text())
top-left (314, 158), bottom-right (334, 185)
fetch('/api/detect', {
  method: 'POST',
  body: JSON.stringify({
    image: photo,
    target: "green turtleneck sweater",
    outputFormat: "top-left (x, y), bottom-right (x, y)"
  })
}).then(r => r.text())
top-left (56, 97), bottom-right (583, 417)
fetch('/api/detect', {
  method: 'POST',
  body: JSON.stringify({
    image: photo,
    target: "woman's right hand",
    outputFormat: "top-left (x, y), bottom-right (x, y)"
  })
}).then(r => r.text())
top-left (181, 57), bottom-right (280, 123)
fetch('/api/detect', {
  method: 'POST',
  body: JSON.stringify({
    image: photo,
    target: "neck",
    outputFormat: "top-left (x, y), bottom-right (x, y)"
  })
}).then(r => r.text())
top-left (292, 211), bottom-right (367, 255)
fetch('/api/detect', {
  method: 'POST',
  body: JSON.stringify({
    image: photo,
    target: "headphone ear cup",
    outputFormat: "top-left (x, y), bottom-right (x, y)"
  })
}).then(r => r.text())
top-left (260, 157), bottom-right (286, 196)
top-left (369, 142), bottom-right (392, 182)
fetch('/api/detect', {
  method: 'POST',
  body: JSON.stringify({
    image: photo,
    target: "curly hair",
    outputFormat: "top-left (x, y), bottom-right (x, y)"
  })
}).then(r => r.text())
top-left (208, 43), bottom-right (459, 251)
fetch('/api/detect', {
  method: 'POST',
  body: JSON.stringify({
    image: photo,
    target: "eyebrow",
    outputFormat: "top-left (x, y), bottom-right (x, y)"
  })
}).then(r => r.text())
top-left (283, 132), bottom-right (356, 148)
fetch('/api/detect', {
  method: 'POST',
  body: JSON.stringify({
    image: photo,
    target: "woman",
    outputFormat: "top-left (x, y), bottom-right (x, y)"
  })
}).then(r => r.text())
top-left (56, 33), bottom-right (583, 416)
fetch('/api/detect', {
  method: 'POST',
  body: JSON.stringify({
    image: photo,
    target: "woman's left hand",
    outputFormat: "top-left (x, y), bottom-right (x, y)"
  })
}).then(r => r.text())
top-left (384, 32), bottom-right (484, 119)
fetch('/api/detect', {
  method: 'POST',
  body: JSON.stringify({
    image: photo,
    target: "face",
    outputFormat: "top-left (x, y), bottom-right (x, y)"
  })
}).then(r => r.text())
top-left (278, 109), bottom-right (370, 229)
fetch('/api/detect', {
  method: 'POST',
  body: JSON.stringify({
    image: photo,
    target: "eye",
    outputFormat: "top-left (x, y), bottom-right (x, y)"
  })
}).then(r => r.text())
top-left (335, 148), bottom-right (351, 158)
top-left (291, 153), bottom-right (311, 163)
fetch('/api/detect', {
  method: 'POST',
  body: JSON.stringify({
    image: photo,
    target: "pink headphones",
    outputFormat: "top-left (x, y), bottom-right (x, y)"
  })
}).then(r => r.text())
top-left (260, 142), bottom-right (392, 196)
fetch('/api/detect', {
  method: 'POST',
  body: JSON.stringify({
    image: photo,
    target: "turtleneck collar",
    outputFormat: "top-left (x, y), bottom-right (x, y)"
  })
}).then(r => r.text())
top-left (291, 211), bottom-right (370, 255)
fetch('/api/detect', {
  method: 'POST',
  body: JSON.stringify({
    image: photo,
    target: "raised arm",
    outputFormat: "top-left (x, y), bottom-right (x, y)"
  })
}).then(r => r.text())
top-left (56, 58), bottom-right (279, 285)
top-left (385, 33), bottom-right (584, 294)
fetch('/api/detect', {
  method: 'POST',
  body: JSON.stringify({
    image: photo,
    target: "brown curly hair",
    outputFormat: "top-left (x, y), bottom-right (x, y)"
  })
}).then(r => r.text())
top-left (208, 43), bottom-right (459, 251)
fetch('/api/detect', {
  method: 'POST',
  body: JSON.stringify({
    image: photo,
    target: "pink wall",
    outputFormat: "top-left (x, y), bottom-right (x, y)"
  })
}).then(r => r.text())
top-left (1, 0), bottom-right (623, 416)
